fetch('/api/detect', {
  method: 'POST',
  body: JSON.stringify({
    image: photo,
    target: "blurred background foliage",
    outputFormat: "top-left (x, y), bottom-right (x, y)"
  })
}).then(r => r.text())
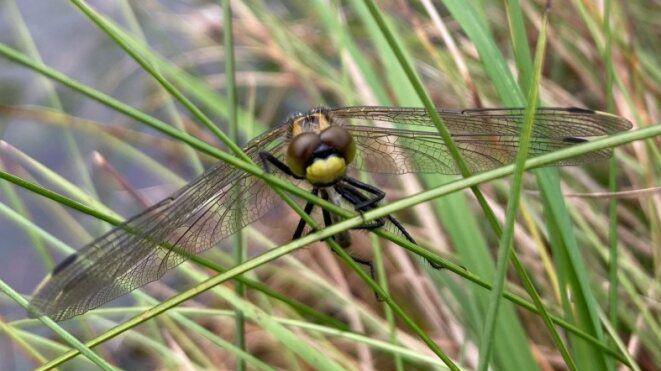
top-left (0, 0), bottom-right (658, 370)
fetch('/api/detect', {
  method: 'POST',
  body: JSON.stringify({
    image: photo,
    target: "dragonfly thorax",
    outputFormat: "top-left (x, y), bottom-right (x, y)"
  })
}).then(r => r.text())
top-left (286, 114), bottom-right (356, 186)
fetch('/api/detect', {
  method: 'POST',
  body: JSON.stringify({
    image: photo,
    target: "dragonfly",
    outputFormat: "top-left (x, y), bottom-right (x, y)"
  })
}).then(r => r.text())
top-left (29, 106), bottom-right (631, 321)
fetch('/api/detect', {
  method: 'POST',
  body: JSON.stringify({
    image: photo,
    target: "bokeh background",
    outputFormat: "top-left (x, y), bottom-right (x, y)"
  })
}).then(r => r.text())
top-left (0, 0), bottom-right (658, 370)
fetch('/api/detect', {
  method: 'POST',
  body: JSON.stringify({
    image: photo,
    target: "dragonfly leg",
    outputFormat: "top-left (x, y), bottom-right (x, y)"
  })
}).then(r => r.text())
top-left (320, 189), bottom-right (352, 247)
top-left (258, 151), bottom-right (304, 179)
top-left (385, 214), bottom-right (416, 244)
top-left (292, 188), bottom-right (319, 240)
top-left (335, 184), bottom-right (435, 269)
top-left (383, 214), bottom-right (445, 269)
top-left (320, 204), bottom-right (382, 301)
top-left (342, 176), bottom-right (384, 210)
top-left (338, 184), bottom-right (416, 242)
top-left (333, 183), bottom-right (385, 229)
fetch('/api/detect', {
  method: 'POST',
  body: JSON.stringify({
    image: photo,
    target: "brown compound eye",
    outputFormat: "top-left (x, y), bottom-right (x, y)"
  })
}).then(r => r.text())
top-left (285, 132), bottom-right (322, 177)
top-left (320, 126), bottom-right (356, 163)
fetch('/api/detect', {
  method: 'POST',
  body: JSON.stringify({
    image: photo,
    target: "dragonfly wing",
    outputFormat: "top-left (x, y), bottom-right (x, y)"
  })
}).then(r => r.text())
top-left (330, 106), bottom-right (632, 136)
top-left (30, 125), bottom-right (289, 322)
top-left (329, 107), bottom-right (631, 175)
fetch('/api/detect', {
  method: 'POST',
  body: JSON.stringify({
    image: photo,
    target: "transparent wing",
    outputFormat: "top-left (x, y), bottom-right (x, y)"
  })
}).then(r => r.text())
top-left (30, 125), bottom-right (290, 322)
top-left (329, 106), bottom-right (632, 174)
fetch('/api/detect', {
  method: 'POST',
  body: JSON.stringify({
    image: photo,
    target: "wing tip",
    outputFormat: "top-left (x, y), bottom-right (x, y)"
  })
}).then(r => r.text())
top-left (568, 107), bottom-right (634, 132)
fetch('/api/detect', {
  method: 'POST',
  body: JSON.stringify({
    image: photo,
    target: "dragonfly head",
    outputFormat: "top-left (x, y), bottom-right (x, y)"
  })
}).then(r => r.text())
top-left (286, 124), bottom-right (356, 186)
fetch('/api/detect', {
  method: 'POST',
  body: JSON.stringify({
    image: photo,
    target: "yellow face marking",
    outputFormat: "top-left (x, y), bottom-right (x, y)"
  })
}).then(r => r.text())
top-left (305, 156), bottom-right (347, 185)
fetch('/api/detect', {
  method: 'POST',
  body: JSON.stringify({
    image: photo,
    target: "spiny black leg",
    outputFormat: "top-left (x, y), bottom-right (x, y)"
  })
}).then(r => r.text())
top-left (341, 184), bottom-right (417, 243)
top-left (325, 232), bottom-right (382, 301)
top-left (386, 215), bottom-right (416, 244)
top-left (343, 176), bottom-right (385, 197)
top-left (333, 184), bottom-right (385, 229)
top-left (319, 189), bottom-right (334, 227)
top-left (319, 192), bottom-right (381, 300)
top-left (319, 190), bottom-right (353, 247)
top-left (258, 151), bottom-right (304, 179)
top-left (342, 177), bottom-right (385, 210)
top-left (334, 183), bottom-right (370, 211)
top-left (386, 215), bottom-right (446, 270)
top-left (345, 255), bottom-right (383, 301)
top-left (292, 203), bottom-right (312, 239)
top-left (340, 184), bottom-right (435, 271)
top-left (320, 201), bottom-right (333, 227)
top-left (292, 189), bottom-right (318, 240)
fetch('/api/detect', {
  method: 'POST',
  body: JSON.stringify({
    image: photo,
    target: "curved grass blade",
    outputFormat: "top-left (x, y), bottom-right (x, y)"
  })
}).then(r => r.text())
top-left (0, 279), bottom-right (114, 370)
top-left (9, 124), bottom-right (654, 369)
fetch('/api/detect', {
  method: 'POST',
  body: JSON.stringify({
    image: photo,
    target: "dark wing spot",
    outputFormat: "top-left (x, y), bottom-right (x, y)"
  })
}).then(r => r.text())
top-left (52, 254), bottom-right (78, 275)
top-left (563, 137), bottom-right (588, 143)
top-left (566, 107), bottom-right (595, 114)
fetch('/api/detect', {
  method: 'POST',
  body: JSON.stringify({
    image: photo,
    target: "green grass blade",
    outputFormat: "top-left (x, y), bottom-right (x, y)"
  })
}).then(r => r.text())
top-left (68, 0), bottom-right (251, 161)
top-left (0, 38), bottom-right (460, 367)
top-left (505, 0), bottom-right (534, 93)
top-left (4, 0), bottom-right (97, 199)
top-left (441, 0), bottom-right (524, 104)
top-left (0, 279), bottom-right (115, 371)
top-left (221, 1), bottom-right (247, 369)
top-left (8, 124), bottom-right (654, 368)
top-left (116, 0), bottom-right (204, 175)
top-left (0, 318), bottom-right (47, 364)
top-left (0, 42), bottom-right (346, 216)
top-left (477, 8), bottom-right (576, 370)
top-left (372, 235), bottom-right (404, 370)
top-left (442, 1), bottom-right (615, 368)
top-left (357, 2), bottom-right (568, 369)
top-left (602, 0), bottom-right (619, 369)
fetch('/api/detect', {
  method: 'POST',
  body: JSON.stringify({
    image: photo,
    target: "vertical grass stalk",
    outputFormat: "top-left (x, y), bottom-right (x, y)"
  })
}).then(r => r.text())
top-left (602, 1), bottom-right (619, 369)
top-left (222, 1), bottom-right (247, 370)
top-left (477, 6), bottom-right (577, 371)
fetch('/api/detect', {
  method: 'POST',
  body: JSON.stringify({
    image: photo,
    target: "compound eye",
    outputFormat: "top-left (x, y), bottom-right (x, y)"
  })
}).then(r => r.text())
top-left (286, 132), bottom-right (321, 177)
top-left (320, 126), bottom-right (355, 163)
